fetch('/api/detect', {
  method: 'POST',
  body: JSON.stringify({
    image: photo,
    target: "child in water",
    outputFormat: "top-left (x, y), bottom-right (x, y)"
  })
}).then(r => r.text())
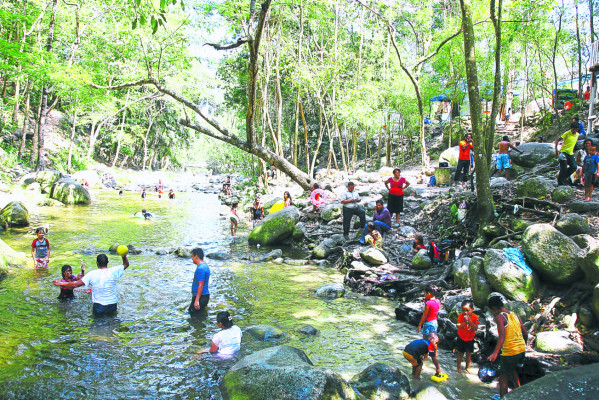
top-left (403, 332), bottom-right (441, 380)
top-left (197, 311), bottom-right (242, 357)
top-left (456, 300), bottom-right (479, 373)
top-left (31, 227), bottom-right (50, 269)
top-left (230, 202), bottom-right (239, 236)
top-left (58, 264), bottom-right (85, 299)
top-left (417, 284), bottom-right (441, 335)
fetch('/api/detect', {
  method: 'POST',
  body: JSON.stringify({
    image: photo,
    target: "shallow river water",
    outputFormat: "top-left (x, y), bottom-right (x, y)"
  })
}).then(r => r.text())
top-left (0, 191), bottom-right (497, 399)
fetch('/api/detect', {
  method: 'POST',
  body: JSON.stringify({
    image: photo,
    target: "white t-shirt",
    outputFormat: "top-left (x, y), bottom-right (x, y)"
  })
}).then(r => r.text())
top-left (212, 325), bottom-right (242, 355)
top-left (81, 265), bottom-right (124, 305)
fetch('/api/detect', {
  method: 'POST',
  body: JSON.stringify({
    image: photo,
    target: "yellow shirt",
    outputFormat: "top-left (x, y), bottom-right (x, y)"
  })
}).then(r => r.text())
top-left (501, 312), bottom-right (526, 356)
top-left (560, 130), bottom-right (579, 155)
top-left (365, 232), bottom-right (383, 249)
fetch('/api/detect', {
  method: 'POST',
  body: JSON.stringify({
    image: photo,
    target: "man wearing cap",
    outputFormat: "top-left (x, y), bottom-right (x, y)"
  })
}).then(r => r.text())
top-left (340, 181), bottom-right (366, 240)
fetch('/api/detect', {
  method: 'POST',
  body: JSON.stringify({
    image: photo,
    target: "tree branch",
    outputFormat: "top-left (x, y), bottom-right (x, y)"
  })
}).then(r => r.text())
top-left (204, 38), bottom-right (249, 50)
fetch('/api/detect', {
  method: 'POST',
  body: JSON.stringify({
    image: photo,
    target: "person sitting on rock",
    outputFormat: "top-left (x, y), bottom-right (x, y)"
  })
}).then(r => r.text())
top-left (360, 200), bottom-right (391, 243)
top-left (413, 235), bottom-right (426, 253)
top-left (283, 191), bottom-right (294, 207)
top-left (365, 228), bottom-right (383, 249)
top-left (340, 181), bottom-right (365, 240)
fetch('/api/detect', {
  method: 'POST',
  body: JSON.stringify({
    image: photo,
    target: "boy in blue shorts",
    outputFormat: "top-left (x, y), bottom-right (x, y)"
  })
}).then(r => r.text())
top-left (496, 136), bottom-right (523, 180)
top-left (403, 332), bottom-right (441, 380)
top-left (583, 144), bottom-right (599, 201)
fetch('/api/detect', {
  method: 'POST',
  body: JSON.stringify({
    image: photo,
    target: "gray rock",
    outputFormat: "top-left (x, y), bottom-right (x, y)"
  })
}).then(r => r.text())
top-left (156, 249), bottom-right (168, 255)
top-left (552, 186), bottom-right (575, 204)
top-left (220, 345), bottom-right (356, 400)
top-left (516, 176), bottom-right (556, 199)
top-left (571, 234), bottom-right (597, 250)
top-left (567, 200), bottom-right (599, 213)
top-left (315, 283), bottom-right (345, 299)
top-left (476, 285), bottom-right (499, 315)
top-left (299, 324), bottom-right (319, 336)
top-left (257, 249), bottom-right (283, 262)
top-left (483, 249), bottom-right (540, 302)
top-left (360, 247), bottom-right (387, 265)
top-left (398, 226), bottom-right (417, 237)
top-left (445, 295), bottom-right (473, 322)
top-left (522, 224), bottom-right (584, 285)
top-left (248, 206), bottom-right (301, 245)
top-left (503, 363), bottom-right (599, 400)
top-left (452, 257), bottom-right (471, 288)
top-left (506, 300), bottom-right (534, 321)
top-left (490, 177), bottom-right (509, 188)
top-left (285, 259), bottom-right (309, 266)
top-left (412, 249), bottom-right (432, 270)
top-left (582, 243), bottom-right (599, 286)
top-left (535, 331), bottom-right (583, 354)
top-left (25, 181), bottom-right (41, 191)
top-left (555, 213), bottom-right (591, 236)
top-left (320, 203), bottom-right (342, 222)
top-left (206, 252), bottom-right (229, 260)
top-left (1, 238), bottom-right (28, 274)
top-left (313, 236), bottom-right (344, 259)
top-left (108, 243), bottom-right (119, 252)
top-left (0, 201), bottom-right (30, 227)
top-left (292, 222), bottom-right (306, 240)
top-left (578, 306), bottom-right (595, 327)
top-left (245, 324), bottom-right (285, 340)
top-left (50, 178), bottom-right (91, 205)
top-left (510, 142), bottom-right (555, 168)
top-left (349, 363), bottom-right (411, 400)
top-left (126, 244), bottom-right (141, 255)
top-left (34, 169), bottom-right (62, 192)
top-left (491, 240), bottom-right (512, 249)
top-left (174, 247), bottom-right (191, 258)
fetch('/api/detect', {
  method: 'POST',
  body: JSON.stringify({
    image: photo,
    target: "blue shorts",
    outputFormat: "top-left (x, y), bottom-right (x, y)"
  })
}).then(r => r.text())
top-left (496, 153), bottom-right (511, 169)
top-left (422, 320), bottom-right (438, 335)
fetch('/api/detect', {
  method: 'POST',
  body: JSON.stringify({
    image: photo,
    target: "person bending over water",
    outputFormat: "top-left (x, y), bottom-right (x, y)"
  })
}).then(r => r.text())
top-left (53, 254), bottom-right (130, 316)
top-left (196, 311), bottom-right (242, 357)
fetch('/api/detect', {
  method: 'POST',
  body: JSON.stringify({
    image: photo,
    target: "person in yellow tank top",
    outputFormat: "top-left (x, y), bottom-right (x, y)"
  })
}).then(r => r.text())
top-left (487, 295), bottom-right (529, 398)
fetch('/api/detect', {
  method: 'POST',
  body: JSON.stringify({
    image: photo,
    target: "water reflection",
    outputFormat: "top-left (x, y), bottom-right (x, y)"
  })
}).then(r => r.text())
top-left (0, 191), bottom-right (496, 399)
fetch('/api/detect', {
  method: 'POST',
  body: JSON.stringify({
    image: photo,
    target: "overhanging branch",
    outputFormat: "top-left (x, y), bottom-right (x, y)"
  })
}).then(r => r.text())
top-left (204, 38), bottom-right (249, 50)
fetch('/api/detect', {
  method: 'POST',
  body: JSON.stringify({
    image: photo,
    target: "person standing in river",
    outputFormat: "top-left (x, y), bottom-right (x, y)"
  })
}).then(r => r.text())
top-left (384, 168), bottom-right (410, 226)
top-left (53, 253), bottom-right (130, 316)
top-left (189, 248), bottom-right (210, 315)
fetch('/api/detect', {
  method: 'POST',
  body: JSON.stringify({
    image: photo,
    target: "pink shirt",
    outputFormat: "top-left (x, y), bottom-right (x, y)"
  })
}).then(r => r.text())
top-left (425, 299), bottom-right (440, 321)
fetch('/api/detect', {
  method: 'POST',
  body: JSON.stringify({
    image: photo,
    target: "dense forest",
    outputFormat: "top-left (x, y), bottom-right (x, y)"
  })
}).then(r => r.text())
top-left (0, 0), bottom-right (596, 181)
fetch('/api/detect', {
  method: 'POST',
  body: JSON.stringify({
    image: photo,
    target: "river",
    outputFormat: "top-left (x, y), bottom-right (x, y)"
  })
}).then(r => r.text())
top-left (0, 190), bottom-right (496, 399)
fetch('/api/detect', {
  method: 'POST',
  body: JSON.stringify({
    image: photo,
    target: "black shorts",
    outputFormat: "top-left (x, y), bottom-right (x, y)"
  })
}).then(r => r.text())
top-left (188, 294), bottom-right (210, 314)
top-left (455, 336), bottom-right (475, 353)
top-left (584, 172), bottom-right (596, 188)
top-left (93, 302), bottom-right (117, 316)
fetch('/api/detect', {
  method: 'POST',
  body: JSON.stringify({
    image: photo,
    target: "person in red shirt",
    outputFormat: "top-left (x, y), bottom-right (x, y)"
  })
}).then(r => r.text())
top-left (454, 134), bottom-right (473, 188)
top-left (384, 168), bottom-right (410, 226)
top-left (583, 86), bottom-right (590, 101)
top-left (31, 227), bottom-right (50, 269)
top-left (456, 300), bottom-right (480, 373)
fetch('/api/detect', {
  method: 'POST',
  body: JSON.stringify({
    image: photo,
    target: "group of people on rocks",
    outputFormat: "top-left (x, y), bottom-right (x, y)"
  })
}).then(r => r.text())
top-left (403, 285), bottom-right (527, 399)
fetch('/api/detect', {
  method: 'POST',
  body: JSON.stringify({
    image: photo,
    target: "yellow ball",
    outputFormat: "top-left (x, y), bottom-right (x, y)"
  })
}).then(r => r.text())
top-left (116, 245), bottom-right (129, 256)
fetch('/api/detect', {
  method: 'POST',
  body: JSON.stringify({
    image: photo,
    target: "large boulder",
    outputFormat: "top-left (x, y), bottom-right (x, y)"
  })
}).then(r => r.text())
top-left (582, 243), bottom-right (599, 285)
top-left (0, 201), bottom-right (30, 227)
top-left (534, 331), bottom-right (583, 355)
top-left (552, 186), bottom-right (575, 204)
top-left (315, 283), bottom-right (345, 299)
top-left (34, 170), bottom-right (62, 192)
top-left (0, 238), bottom-right (28, 275)
top-left (72, 170), bottom-right (103, 189)
top-left (503, 363), bottom-right (599, 400)
top-left (249, 206), bottom-right (301, 246)
top-left (412, 249), bottom-right (432, 270)
top-left (50, 178), bottom-right (91, 205)
top-left (510, 142), bottom-right (555, 168)
top-left (521, 224), bottom-right (584, 285)
top-left (483, 249), bottom-right (540, 302)
top-left (313, 235), bottom-right (344, 259)
top-left (555, 213), bottom-right (591, 236)
top-left (349, 363), bottom-right (411, 400)
top-left (452, 257), bottom-right (471, 288)
top-left (220, 345), bottom-right (357, 400)
top-left (321, 204), bottom-right (342, 222)
top-left (567, 200), bottom-right (599, 213)
top-left (245, 325), bottom-right (285, 340)
top-left (360, 247), bottom-right (387, 265)
top-left (439, 146), bottom-right (459, 166)
top-left (515, 176), bottom-right (556, 198)
top-left (292, 222), bottom-right (307, 240)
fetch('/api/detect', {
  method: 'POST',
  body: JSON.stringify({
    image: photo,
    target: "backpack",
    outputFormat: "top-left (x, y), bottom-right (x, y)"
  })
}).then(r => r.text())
top-left (427, 242), bottom-right (441, 264)
top-left (428, 175), bottom-right (436, 186)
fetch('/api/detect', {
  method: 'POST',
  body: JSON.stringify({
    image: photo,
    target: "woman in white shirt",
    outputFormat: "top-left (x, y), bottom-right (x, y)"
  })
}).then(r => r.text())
top-left (197, 311), bottom-right (242, 356)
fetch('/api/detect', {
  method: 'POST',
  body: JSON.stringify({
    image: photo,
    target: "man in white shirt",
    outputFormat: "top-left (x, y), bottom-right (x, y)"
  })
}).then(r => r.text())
top-left (53, 253), bottom-right (130, 316)
top-left (340, 181), bottom-right (366, 240)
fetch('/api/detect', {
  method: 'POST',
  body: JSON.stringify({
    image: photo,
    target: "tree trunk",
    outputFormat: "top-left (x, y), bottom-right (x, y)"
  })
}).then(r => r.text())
top-left (293, 89), bottom-right (299, 166)
top-left (30, 91), bottom-right (42, 166)
top-left (111, 89), bottom-right (130, 168)
top-left (67, 103), bottom-right (78, 172)
top-left (575, 0), bottom-right (582, 97)
top-left (460, 0), bottom-right (494, 224)
top-left (299, 100), bottom-right (310, 176)
top-left (18, 80), bottom-right (31, 160)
